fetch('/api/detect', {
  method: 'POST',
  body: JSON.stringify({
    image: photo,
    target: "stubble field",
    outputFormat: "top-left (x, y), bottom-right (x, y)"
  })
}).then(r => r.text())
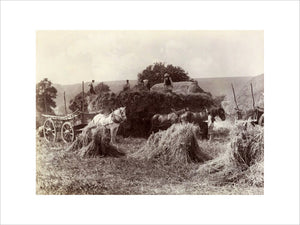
top-left (36, 120), bottom-right (263, 195)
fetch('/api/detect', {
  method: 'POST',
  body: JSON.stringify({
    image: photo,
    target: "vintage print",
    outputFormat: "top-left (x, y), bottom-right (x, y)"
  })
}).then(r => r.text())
top-left (36, 31), bottom-right (264, 195)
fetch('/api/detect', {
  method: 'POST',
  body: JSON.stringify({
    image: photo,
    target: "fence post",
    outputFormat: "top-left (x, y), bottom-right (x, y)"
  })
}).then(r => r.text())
top-left (250, 83), bottom-right (256, 110)
top-left (64, 91), bottom-right (67, 115)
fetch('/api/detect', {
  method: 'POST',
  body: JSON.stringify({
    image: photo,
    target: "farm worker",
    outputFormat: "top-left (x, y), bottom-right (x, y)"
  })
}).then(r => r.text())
top-left (143, 79), bottom-right (150, 90)
top-left (163, 73), bottom-right (173, 92)
top-left (89, 80), bottom-right (96, 94)
top-left (123, 80), bottom-right (130, 91)
top-left (188, 79), bottom-right (198, 93)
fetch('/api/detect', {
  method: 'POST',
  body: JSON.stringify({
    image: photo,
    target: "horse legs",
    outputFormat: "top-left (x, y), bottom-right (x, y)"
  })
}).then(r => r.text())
top-left (110, 127), bottom-right (117, 145)
top-left (110, 127), bottom-right (114, 145)
top-left (200, 122), bottom-right (209, 140)
top-left (114, 127), bottom-right (119, 143)
top-left (149, 118), bottom-right (157, 135)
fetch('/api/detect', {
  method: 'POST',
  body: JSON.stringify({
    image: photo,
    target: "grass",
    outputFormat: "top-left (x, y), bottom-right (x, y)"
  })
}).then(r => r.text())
top-left (36, 120), bottom-right (264, 195)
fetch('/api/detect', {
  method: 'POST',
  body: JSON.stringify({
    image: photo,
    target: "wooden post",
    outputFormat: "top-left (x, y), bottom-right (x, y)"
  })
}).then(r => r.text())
top-left (44, 92), bottom-right (47, 114)
top-left (64, 91), bottom-right (67, 115)
top-left (81, 81), bottom-right (84, 123)
top-left (250, 83), bottom-right (255, 110)
top-left (231, 83), bottom-right (242, 120)
top-left (231, 83), bottom-right (239, 110)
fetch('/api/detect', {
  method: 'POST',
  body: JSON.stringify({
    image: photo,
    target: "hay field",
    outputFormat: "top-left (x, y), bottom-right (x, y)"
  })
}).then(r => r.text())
top-left (36, 121), bottom-right (263, 195)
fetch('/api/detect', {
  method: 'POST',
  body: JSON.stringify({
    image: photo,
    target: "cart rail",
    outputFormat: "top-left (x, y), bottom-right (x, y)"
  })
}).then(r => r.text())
top-left (42, 110), bottom-right (81, 121)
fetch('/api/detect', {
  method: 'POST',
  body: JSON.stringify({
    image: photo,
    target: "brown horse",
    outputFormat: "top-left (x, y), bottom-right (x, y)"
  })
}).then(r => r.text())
top-left (180, 106), bottom-right (226, 139)
top-left (150, 108), bottom-right (189, 133)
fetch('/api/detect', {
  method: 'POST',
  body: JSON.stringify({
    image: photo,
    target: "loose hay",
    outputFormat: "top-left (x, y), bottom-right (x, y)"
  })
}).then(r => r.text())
top-left (132, 123), bottom-right (212, 164)
top-left (81, 89), bottom-right (215, 137)
top-left (67, 124), bottom-right (125, 158)
top-left (198, 123), bottom-right (264, 187)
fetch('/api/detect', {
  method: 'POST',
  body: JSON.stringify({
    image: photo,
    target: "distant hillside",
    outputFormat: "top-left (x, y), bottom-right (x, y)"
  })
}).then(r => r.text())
top-left (52, 75), bottom-right (262, 115)
top-left (194, 76), bottom-right (252, 97)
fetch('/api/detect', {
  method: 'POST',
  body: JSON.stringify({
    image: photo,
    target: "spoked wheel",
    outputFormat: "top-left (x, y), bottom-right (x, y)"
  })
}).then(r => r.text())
top-left (258, 113), bottom-right (264, 126)
top-left (61, 122), bottom-right (75, 143)
top-left (43, 119), bottom-right (56, 142)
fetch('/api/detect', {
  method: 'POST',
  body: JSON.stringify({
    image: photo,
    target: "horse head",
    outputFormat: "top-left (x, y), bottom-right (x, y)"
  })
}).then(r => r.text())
top-left (113, 107), bottom-right (127, 123)
top-left (180, 111), bottom-right (192, 123)
top-left (210, 106), bottom-right (226, 121)
top-left (218, 107), bottom-right (226, 121)
top-left (172, 107), bottom-right (190, 116)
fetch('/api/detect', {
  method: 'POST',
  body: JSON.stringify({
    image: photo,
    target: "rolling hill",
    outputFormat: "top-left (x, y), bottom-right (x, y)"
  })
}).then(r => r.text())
top-left (194, 76), bottom-right (253, 97)
top-left (222, 74), bottom-right (264, 114)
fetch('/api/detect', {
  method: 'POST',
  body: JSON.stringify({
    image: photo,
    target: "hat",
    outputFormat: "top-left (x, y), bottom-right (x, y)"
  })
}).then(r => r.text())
top-left (164, 73), bottom-right (169, 77)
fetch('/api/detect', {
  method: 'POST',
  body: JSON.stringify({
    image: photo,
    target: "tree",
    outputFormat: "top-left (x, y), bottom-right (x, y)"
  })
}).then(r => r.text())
top-left (137, 62), bottom-right (191, 88)
top-left (36, 78), bottom-right (57, 114)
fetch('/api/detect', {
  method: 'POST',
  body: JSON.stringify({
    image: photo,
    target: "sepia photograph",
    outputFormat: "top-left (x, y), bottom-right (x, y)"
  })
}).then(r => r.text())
top-left (36, 30), bottom-right (264, 195)
top-left (1, 1), bottom-right (299, 224)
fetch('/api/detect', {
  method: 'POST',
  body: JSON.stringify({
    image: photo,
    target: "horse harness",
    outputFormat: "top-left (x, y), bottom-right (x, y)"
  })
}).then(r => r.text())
top-left (111, 112), bottom-right (124, 124)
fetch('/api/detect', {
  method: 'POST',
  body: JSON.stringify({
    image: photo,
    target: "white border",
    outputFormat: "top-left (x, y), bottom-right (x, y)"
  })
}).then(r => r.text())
top-left (1, 1), bottom-right (299, 224)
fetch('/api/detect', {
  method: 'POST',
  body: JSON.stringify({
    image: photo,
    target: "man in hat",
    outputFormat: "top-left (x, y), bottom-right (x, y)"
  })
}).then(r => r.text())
top-left (143, 79), bottom-right (150, 91)
top-left (89, 80), bottom-right (96, 94)
top-left (123, 80), bottom-right (130, 91)
top-left (163, 73), bottom-right (173, 92)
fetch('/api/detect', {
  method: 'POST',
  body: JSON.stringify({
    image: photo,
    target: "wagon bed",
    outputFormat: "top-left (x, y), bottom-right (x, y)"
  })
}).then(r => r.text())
top-left (42, 110), bottom-right (99, 143)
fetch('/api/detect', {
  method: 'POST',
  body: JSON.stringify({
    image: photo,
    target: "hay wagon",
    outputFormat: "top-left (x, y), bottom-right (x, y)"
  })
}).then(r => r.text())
top-left (42, 110), bottom-right (98, 143)
top-left (42, 81), bottom-right (102, 143)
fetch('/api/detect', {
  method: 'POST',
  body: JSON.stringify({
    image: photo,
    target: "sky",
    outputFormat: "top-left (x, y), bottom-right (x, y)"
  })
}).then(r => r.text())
top-left (36, 30), bottom-right (264, 85)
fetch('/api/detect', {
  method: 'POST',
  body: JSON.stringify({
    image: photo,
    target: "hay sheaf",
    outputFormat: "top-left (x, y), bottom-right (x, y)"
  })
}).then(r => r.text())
top-left (132, 123), bottom-right (212, 164)
top-left (67, 124), bottom-right (125, 158)
top-left (198, 123), bottom-right (264, 187)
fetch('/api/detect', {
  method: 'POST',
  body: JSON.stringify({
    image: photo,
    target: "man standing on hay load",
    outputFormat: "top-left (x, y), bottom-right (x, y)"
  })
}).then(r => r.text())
top-left (88, 80), bottom-right (96, 94)
top-left (163, 73), bottom-right (173, 92)
top-left (123, 80), bottom-right (130, 91)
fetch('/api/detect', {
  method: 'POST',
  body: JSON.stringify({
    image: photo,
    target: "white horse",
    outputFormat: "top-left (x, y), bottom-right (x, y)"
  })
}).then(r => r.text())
top-left (89, 107), bottom-right (127, 144)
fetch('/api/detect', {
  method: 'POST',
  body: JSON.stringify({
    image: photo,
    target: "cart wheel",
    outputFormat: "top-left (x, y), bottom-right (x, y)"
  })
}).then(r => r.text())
top-left (61, 122), bottom-right (75, 143)
top-left (43, 119), bottom-right (56, 142)
top-left (258, 113), bottom-right (264, 126)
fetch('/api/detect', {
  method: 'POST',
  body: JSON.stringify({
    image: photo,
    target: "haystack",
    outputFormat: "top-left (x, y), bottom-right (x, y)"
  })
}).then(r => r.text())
top-left (132, 123), bottom-right (211, 164)
top-left (198, 123), bottom-right (264, 187)
top-left (67, 124), bottom-right (125, 158)
top-left (69, 86), bottom-right (215, 137)
top-left (150, 81), bottom-right (205, 95)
